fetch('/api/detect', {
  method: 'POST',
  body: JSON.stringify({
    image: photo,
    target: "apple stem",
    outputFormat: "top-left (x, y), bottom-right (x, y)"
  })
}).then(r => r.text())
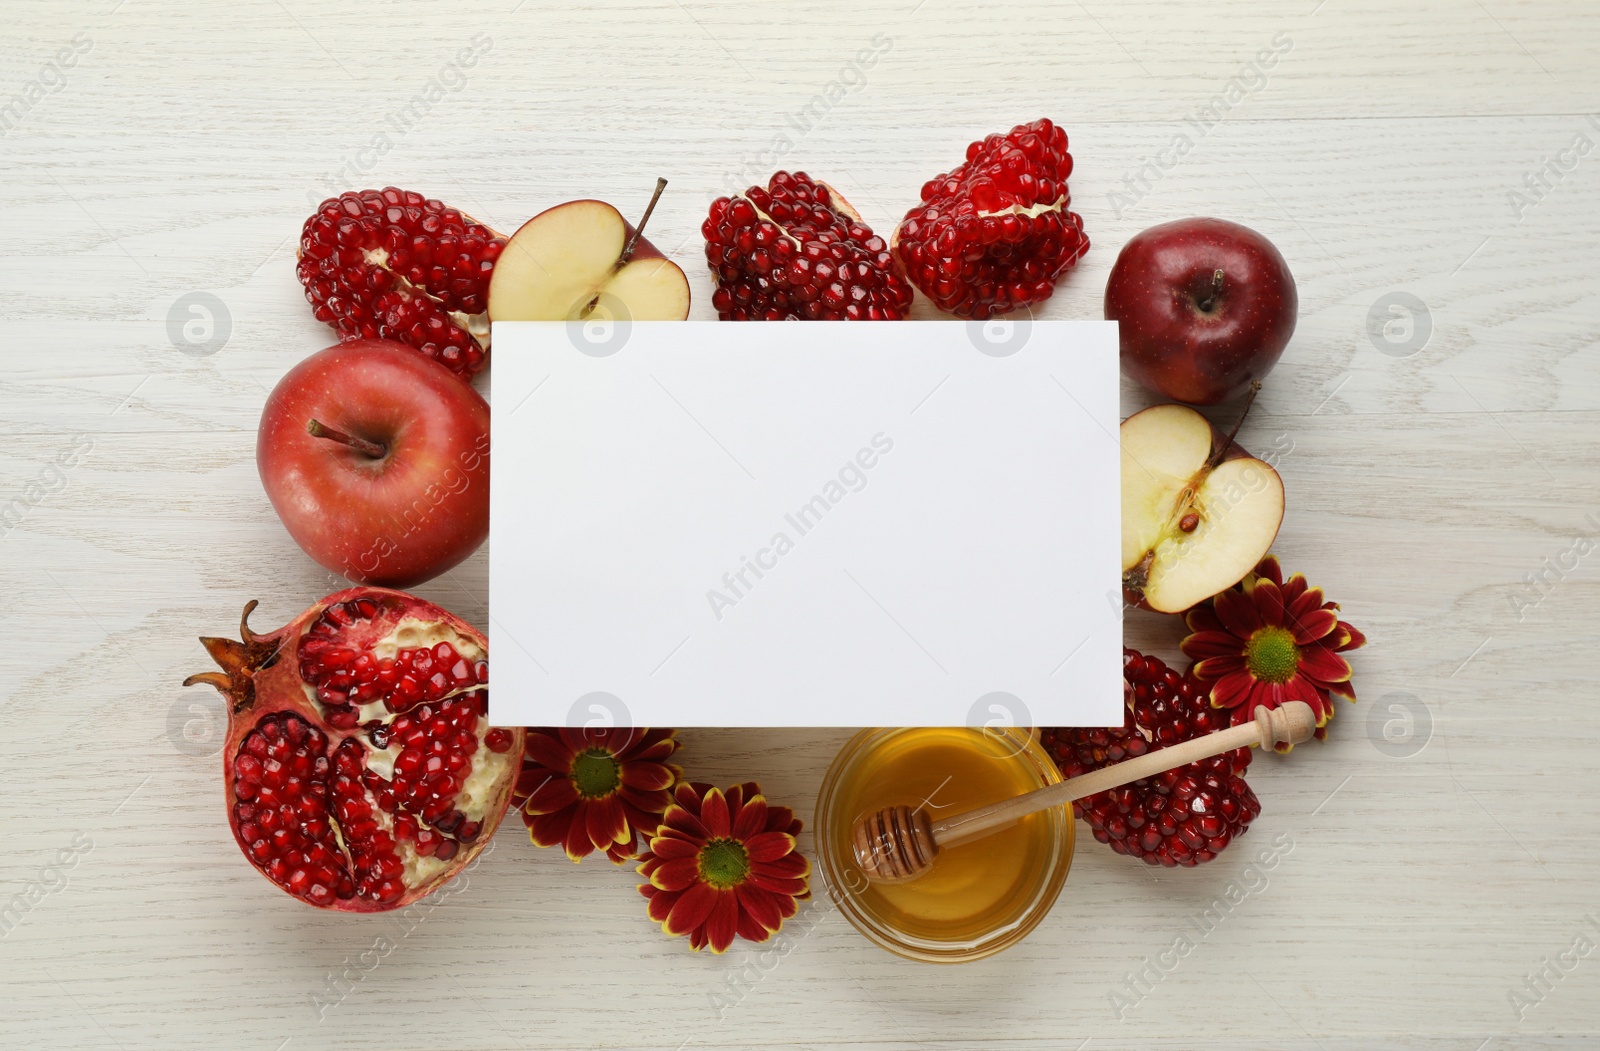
top-left (1205, 379), bottom-right (1263, 470)
top-left (617, 177), bottom-right (668, 269)
top-left (1197, 268), bottom-right (1225, 312)
top-left (307, 419), bottom-right (387, 459)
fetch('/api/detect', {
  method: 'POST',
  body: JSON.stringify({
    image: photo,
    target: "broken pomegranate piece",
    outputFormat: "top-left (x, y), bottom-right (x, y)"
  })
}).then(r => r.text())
top-left (703, 171), bottom-right (914, 320)
top-left (186, 588), bottom-right (523, 911)
top-left (893, 119), bottom-right (1089, 319)
top-left (295, 188), bottom-right (505, 379)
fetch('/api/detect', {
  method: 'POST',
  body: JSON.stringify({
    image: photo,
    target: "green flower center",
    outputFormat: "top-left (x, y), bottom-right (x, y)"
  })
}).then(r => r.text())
top-left (1246, 625), bottom-right (1300, 684)
top-left (697, 838), bottom-right (750, 889)
top-left (570, 748), bottom-right (621, 799)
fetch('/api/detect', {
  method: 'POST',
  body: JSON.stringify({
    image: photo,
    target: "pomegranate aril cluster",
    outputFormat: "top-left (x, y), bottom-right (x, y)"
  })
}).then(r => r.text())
top-left (1041, 648), bottom-right (1260, 868)
top-left (232, 713), bottom-right (355, 907)
top-left (299, 597), bottom-right (489, 729)
top-left (374, 694), bottom-right (490, 841)
top-left (329, 739), bottom-right (410, 904)
top-left (703, 171), bottom-right (914, 321)
top-left (296, 187), bottom-right (503, 378)
top-left (894, 118), bottom-right (1088, 319)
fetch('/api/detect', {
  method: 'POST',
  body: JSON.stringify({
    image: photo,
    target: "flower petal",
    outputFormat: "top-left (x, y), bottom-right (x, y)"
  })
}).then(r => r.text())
top-left (751, 851), bottom-right (809, 881)
top-left (743, 831), bottom-right (796, 863)
top-left (773, 884), bottom-right (803, 915)
top-left (1182, 630), bottom-right (1245, 662)
top-left (620, 760), bottom-right (676, 791)
top-left (1192, 654), bottom-right (1246, 681)
top-left (664, 880), bottom-right (718, 937)
top-left (1326, 677), bottom-right (1357, 701)
top-left (645, 834), bottom-right (698, 861)
top-left (1278, 574), bottom-right (1307, 607)
top-left (1335, 621), bottom-right (1368, 651)
top-left (618, 800), bottom-right (670, 843)
top-left (1214, 587), bottom-right (1265, 638)
top-left (586, 793), bottom-right (629, 848)
top-left (522, 775), bottom-right (579, 816)
top-left (564, 803), bottom-right (598, 861)
top-left (1253, 578), bottom-right (1285, 625)
top-left (1296, 643), bottom-right (1353, 684)
top-left (703, 890), bottom-right (740, 953)
top-left (1284, 585), bottom-right (1324, 624)
top-left (644, 885), bottom-right (678, 922)
top-left (528, 809), bottom-right (575, 851)
top-left (1209, 670), bottom-right (1257, 710)
top-left (1243, 679), bottom-right (1283, 720)
top-left (700, 788), bottom-right (731, 838)
top-left (602, 725), bottom-right (647, 755)
top-left (744, 871), bottom-right (808, 897)
top-left (674, 781), bottom-right (710, 813)
top-left (1283, 674), bottom-right (1328, 717)
top-left (520, 731), bottom-right (577, 773)
top-left (1287, 608), bottom-right (1339, 645)
top-left (650, 855), bottom-right (703, 892)
top-left (733, 796), bottom-right (770, 840)
top-left (735, 884), bottom-right (785, 933)
top-left (662, 802), bottom-right (709, 841)
top-left (735, 906), bottom-right (770, 945)
top-left (1184, 604), bottom-right (1224, 635)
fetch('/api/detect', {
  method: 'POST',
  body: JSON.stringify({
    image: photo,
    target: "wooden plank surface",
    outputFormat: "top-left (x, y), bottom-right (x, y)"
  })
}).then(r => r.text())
top-left (1, 1), bottom-right (1597, 1048)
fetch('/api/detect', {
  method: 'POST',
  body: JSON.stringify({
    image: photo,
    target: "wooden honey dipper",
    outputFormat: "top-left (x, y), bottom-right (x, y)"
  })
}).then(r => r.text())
top-left (851, 700), bottom-right (1316, 884)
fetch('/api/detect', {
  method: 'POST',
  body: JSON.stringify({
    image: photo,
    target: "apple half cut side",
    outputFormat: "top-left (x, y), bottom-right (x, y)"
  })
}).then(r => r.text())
top-left (1120, 389), bottom-right (1284, 614)
top-left (488, 178), bottom-right (691, 324)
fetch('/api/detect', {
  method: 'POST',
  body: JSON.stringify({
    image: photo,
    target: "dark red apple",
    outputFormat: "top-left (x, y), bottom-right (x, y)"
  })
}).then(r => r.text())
top-left (257, 339), bottom-right (490, 587)
top-left (1105, 218), bottom-right (1296, 405)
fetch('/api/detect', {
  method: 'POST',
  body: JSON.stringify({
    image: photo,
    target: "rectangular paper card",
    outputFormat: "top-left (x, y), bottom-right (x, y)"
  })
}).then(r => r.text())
top-left (489, 320), bottom-right (1122, 728)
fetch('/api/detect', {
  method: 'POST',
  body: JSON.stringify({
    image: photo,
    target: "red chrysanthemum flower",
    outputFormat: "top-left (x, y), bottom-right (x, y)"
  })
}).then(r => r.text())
top-left (1181, 555), bottom-right (1367, 751)
top-left (637, 781), bottom-right (810, 953)
top-left (513, 727), bottom-right (681, 863)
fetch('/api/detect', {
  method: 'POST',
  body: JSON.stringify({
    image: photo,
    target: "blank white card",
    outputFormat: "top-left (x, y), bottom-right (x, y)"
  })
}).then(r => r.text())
top-left (489, 320), bottom-right (1121, 728)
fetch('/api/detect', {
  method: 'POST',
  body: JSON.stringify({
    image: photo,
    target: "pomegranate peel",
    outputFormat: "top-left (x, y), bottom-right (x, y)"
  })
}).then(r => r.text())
top-left (185, 588), bottom-right (523, 911)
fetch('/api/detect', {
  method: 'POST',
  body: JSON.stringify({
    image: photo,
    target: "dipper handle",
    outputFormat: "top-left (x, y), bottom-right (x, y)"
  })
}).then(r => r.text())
top-left (851, 701), bottom-right (1315, 883)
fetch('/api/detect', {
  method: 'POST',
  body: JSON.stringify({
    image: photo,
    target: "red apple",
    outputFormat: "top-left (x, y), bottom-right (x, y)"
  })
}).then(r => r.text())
top-left (488, 178), bottom-right (691, 323)
top-left (1105, 218), bottom-right (1296, 405)
top-left (257, 339), bottom-right (490, 587)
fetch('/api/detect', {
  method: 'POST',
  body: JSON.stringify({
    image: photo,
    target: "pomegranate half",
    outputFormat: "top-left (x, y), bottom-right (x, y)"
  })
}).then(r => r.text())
top-left (184, 588), bottom-right (524, 911)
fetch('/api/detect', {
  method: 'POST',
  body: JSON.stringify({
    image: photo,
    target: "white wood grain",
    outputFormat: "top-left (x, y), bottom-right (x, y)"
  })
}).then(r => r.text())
top-left (2, 0), bottom-right (1598, 1048)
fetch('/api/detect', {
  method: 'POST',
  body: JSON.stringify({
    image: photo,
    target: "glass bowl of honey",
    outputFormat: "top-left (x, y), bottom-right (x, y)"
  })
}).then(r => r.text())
top-left (814, 725), bottom-right (1073, 963)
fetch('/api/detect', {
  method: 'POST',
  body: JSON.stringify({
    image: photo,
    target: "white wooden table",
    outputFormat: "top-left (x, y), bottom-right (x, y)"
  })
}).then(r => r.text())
top-left (3, 1), bottom-right (1598, 1048)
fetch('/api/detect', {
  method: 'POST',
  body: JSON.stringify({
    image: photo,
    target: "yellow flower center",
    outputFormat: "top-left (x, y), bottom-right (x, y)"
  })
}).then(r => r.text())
top-left (570, 748), bottom-right (621, 799)
top-left (698, 838), bottom-right (750, 889)
top-left (1245, 625), bottom-right (1300, 684)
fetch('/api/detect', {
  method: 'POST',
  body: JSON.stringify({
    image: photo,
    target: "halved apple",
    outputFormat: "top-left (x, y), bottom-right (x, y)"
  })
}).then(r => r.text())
top-left (1121, 394), bottom-right (1284, 613)
top-left (488, 178), bottom-right (691, 323)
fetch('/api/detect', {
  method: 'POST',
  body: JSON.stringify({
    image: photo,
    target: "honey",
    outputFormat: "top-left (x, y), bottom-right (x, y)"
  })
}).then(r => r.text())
top-left (815, 726), bottom-right (1073, 962)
